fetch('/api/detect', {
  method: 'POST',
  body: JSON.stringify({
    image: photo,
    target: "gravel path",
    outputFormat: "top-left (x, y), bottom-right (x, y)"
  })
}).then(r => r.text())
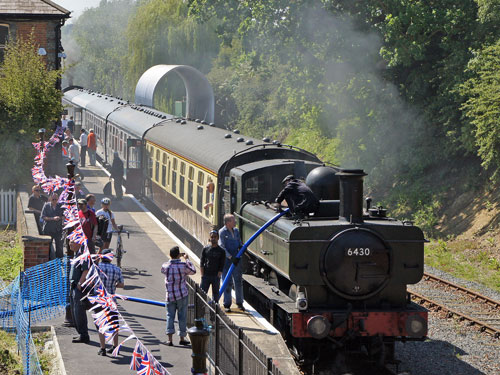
top-left (393, 266), bottom-right (500, 375)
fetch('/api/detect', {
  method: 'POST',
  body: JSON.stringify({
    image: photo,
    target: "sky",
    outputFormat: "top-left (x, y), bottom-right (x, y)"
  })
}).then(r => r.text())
top-left (53, 0), bottom-right (102, 21)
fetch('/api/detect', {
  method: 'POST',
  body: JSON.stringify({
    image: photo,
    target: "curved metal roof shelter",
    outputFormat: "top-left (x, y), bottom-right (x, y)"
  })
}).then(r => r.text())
top-left (135, 65), bottom-right (214, 123)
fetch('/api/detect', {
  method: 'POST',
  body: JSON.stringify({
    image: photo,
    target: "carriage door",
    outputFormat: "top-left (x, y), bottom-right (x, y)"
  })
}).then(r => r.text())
top-left (125, 138), bottom-right (143, 195)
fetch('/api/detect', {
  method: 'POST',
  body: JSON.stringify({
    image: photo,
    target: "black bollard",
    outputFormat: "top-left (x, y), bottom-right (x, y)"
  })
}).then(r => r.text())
top-left (187, 319), bottom-right (210, 375)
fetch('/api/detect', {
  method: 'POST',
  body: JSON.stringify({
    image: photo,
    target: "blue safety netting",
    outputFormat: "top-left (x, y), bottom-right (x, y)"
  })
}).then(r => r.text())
top-left (0, 257), bottom-right (70, 374)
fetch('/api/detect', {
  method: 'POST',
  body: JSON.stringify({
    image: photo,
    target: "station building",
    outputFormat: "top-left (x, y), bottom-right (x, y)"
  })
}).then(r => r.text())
top-left (0, 0), bottom-right (70, 71)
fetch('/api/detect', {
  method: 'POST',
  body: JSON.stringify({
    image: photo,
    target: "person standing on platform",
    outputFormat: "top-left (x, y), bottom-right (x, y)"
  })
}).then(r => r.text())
top-left (67, 116), bottom-right (75, 134)
top-left (28, 185), bottom-right (47, 231)
top-left (219, 214), bottom-right (245, 312)
top-left (61, 140), bottom-right (69, 165)
top-left (161, 246), bottom-right (196, 346)
top-left (78, 198), bottom-right (98, 254)
top-left (86, 194), bottom-right (96, 212)
top-left (200, 229), bottom-right (226, 301)
top-left (68, 138), bottom-right (84, 180)
top-left (41, 193), bottom-right (64, 259)
top-left (110, 152), bottom-right (124, 200)
top-left (61, 114), bottom-right (68, 130)
top-left (69, 241), bottom-right (90, 344)
top-left (95, 248), bottom-right (124, 356)
top-left (87, 129), bottom-right (97, 166)
top-left (95, 197), bottom-right (118, 250)
top-left (79, 129), bottom-right (88, 167)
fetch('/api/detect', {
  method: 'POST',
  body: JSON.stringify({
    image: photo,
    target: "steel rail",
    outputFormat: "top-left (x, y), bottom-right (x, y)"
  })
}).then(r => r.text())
top-left (408, 290), bottom-right (500, 338)
top-left (423, 272), bottom-right (500, 309)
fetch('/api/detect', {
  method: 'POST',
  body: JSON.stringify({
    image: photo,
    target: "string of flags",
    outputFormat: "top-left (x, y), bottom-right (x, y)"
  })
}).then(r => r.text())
top-left (31, 128), bottom-right (170, 375)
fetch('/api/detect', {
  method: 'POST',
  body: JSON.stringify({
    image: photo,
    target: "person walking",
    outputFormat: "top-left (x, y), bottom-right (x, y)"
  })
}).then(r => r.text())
top-left (78, 198), bottom-right (98, 254)
top-left (110, 152), bottom-right (124, 200)
top-left (69, 241), bottom-right (90, 344)
top-left (219, 214), bottom-right (245, 312)
top-left (95, 248), bottom-right (124, 356)
top-left (79, 129), bottom-right (88, 167)
top-left (200, 229), bottom-right (226, 301)
top-left (28, 185), bottom-right (47, 231)
top-left (87, 129), bottom-right (97, 166)
top-left (161, 246), bottom-right (196, 346)
top-left (95, 197), bottom-right (118, 250)
top-left (41, 193), bottom-right (64, 259)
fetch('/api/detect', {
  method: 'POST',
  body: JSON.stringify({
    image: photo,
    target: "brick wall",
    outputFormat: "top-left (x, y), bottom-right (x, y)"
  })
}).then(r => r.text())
top-left (0, 19), bottom-right (59, 68)
top-left (17, 190), bottom-right (51, 269)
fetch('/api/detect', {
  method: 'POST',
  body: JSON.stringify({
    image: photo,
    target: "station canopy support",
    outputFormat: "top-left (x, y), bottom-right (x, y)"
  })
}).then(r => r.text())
top-left (134, 65), bottom-right (214, 123)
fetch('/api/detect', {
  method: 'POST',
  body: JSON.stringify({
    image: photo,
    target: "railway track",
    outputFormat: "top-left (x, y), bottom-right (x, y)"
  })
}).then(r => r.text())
top-left (408, 272), bottom-right (500, 338)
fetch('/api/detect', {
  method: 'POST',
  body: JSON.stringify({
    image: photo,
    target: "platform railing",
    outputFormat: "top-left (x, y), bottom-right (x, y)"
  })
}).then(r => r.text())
top-left (0, 188), bottom-right (16, 225)
top-left (186, 277), bottom-right (285, 375)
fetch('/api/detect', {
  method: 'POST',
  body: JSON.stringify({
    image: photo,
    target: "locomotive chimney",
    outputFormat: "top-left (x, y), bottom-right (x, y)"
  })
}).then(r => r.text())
top-left (336, 169), bottom-right (367, 223)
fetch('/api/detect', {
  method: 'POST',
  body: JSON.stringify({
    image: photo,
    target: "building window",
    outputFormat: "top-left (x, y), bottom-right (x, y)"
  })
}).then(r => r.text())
top-left (0, 24), bottom-right (9, 63)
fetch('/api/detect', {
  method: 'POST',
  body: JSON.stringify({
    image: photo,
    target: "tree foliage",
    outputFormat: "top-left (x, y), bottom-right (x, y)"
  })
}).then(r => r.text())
top-left (0, 34), bottom-right (62, 187)
top-left (62, 0), bottom-right (500, 209)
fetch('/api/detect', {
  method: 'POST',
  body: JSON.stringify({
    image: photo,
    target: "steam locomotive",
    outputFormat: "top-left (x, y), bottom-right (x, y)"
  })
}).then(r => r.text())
top-left (63, 86), bottom-right (427, 365)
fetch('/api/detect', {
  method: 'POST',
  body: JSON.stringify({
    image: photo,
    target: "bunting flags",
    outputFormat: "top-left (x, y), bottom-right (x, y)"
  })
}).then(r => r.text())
top-left (31, 128), bottom-right (170, 375)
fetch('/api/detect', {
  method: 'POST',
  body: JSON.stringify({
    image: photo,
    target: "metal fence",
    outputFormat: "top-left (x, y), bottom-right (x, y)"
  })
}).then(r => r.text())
top-left (186, 278), bottom-right (286, 375)
top-left (0, 188), bottom-right (16, 225)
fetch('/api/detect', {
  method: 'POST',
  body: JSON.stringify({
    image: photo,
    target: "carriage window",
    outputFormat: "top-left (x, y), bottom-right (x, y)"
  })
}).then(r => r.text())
top-left (188, 166), bottom-right (194, 180)
top-left (172, 171), bottom-right (177, 194)
top-left (197, 172), bottom-right (204, 186)
top-left (161, 165), bottom-right (166, 186)
top-left (163, 153), bottom-right (167, 164)
top-left (188, 181), bottom-right (193, 206)
top-left (180, 162), bottom-right (185, 174)
top-left (155, 161), bottom-right (159, 182)
top-left (167, 161), bottom-right (171, 185)
top-left (179, 176), bottom-right (185, 199)
top-left (156, 150), bottom-right (160, 161)
top-left (197, 185), bottom-right (203, 212)
top-left (245, 176), bottom-right (260, 194)
top-left (173, 158), bottom-right (178, 171)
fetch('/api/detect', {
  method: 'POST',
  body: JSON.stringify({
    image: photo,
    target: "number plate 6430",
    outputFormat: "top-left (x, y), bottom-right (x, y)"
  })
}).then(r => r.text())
top-left (345, 248), bottom-right (371, 256)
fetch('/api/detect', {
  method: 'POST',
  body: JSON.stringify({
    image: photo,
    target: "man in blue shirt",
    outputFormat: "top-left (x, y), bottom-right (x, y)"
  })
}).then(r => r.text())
top-left (219, 214), bottom-right (244, 312)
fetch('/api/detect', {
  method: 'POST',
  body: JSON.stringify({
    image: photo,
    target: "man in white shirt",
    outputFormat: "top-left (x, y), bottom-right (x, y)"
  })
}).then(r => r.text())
top-left (68, 138), bottom-right (84, 180)
top-left (68, 138), bottom-right (80, 165)
top-left (79, 130), bottom-right (88, 167)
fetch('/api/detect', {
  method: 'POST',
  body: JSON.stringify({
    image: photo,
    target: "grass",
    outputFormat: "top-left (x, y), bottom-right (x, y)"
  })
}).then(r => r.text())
top-left (0, 329), bottom-right (22, 374)
top-left (0, 228), bottom-right (23, 282)
top-left (33, 331), bottom-right (56, 374)
top-left (425, 239), bottom-right (500, 293)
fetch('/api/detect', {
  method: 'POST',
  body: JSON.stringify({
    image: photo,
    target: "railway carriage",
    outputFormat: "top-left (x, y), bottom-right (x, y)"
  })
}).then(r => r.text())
top-left (62, 86), bottom-right (428, 366)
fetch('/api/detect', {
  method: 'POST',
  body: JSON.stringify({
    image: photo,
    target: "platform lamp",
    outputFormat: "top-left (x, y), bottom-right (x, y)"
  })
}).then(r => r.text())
top-left (38, 128), bottom-right (46, 167)
top-left (63, 160), bottom-right (76, 326)
top-left (188, 319), bottom-right (210, 375)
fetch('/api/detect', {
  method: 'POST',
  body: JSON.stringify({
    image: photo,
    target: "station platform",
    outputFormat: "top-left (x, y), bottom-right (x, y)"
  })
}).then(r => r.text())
top-left (46, 161), bottom-right (299, 375)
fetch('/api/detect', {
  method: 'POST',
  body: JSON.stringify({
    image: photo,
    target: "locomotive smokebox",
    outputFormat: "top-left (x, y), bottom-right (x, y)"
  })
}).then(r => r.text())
top-left (336, 169), bottom-right (367, 223)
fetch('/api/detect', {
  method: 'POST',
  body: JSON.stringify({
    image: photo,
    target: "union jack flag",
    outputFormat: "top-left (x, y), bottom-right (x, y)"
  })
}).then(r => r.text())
top-left (130, 341), bottom-right (143, 371)
top-left (138, 350), bottom-right (154, 375)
